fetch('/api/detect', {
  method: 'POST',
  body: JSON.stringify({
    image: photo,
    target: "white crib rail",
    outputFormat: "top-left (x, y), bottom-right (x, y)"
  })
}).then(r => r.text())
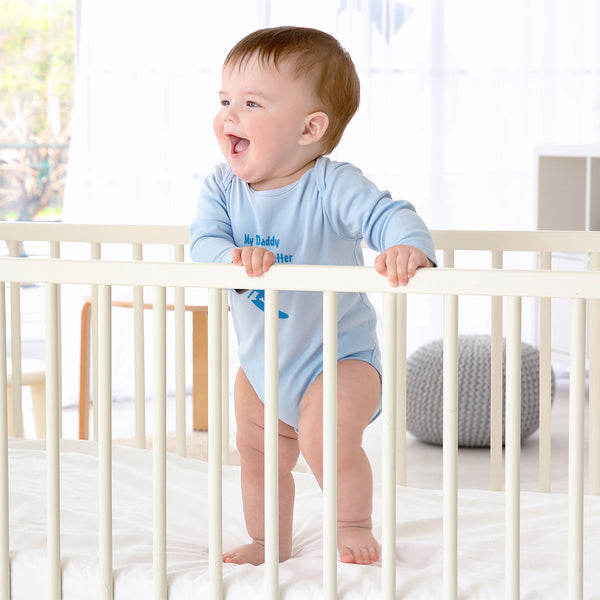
top-left (0, 222), bottom-right (190, 449)
top-left (3, 223), bottom-right (600, 487)
top-left (97, 285), bottom-right (112, 600)
top-left (208, 287), bottom-right (224, 600)
top-left (505, 296), bottom-right (522, 600)
top-left (569, 297), bottom-right (587, 600)
top-left (443, 293), bottom-right (459, 600)
top-left (0, 226), bottom-right (600, 598)
top-left (0, 283), bottom-right (9, 599)
top-left (381, 293), bottom-right (398, 598)
top-left (322, 291), bottom-right (338, 598)
top-left (433, 232), bottom-right (600, 496)
top-left (590, 252), bottom-right (600, 496)
top-left (1, 251), bottom-right (600, 599)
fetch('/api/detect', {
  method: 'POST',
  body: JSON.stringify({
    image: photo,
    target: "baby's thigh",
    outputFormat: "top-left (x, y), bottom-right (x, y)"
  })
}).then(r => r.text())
top-left (300, 360), bottom-right (380, 439)
top-left (234, 368), bottom-right (299, 466)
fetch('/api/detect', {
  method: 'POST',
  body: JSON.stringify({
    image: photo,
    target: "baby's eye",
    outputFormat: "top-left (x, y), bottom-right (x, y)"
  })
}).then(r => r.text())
top-left (246, 101), bottom-right (259, 108)
top-left (220, 99), bottom-right (230, 107)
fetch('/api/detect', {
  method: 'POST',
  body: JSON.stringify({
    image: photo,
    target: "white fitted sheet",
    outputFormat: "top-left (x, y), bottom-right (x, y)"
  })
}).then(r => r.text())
top-left (7, 422), bottom-right (600, 599)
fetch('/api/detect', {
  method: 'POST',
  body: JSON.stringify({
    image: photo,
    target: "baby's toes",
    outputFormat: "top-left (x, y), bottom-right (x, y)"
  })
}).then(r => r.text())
top-left (340, 546), bottom-right (357, 563)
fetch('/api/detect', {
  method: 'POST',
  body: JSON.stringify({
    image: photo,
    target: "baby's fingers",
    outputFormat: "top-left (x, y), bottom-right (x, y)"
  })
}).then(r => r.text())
top-left (377, 249), bottom-right (409, 287)
top-left (251, 248), bottom-right (275, 276)
top-left (375, 245), bottom-right (432, 287)
top-left (232, 247), bottom-right (275, 277)
top-left (231, 247), bottom-right (243, 266)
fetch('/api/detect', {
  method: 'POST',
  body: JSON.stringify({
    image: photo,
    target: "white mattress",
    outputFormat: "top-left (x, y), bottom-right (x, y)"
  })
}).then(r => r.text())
top-left (7, 414), bottom-right (600, 599)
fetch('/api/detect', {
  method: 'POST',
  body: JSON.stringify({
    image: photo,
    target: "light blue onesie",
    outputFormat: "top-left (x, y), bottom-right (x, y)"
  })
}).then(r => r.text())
top-left (190, 156), bottom-right (436, 429)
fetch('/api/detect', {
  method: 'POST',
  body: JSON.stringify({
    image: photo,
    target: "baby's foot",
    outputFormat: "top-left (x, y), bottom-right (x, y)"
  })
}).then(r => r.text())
top-left (337, 520), bottom-right (381, 565)
top-left (223, 541), bottom-right (265, 565)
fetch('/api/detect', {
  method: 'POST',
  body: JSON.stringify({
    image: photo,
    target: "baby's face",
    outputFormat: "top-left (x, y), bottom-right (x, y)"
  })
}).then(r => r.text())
top-left (214, 55), bottom-right (322, 190)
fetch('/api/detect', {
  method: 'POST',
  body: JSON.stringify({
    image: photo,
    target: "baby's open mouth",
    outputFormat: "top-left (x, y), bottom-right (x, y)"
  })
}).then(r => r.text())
top-left (229, 135), bottom-right (250, 156)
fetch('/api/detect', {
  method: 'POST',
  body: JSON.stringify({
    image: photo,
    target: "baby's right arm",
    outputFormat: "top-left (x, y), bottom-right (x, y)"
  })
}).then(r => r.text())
top-left (231, 246), bottom-right (276, 277)
top-left (189, 166), bottom-right (236, 264)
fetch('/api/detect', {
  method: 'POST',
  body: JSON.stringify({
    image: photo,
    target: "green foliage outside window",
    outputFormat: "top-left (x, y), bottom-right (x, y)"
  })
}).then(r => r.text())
top-left (0, 0), bottom-right (74, 221)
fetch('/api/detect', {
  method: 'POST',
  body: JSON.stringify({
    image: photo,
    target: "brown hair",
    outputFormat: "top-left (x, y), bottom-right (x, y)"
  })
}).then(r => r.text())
top-left (224, 26), bottom-right (360, 155)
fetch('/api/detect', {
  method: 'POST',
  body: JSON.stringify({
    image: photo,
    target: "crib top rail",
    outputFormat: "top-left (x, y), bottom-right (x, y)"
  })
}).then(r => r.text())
top-left (1, 256), bottom-right (599, 300)
top-left (1, 222), bottom-right (600, 254)
top-left (431, 229), bottom-right (600, 253)
top-left (0, 222), bottom-right (189, 245)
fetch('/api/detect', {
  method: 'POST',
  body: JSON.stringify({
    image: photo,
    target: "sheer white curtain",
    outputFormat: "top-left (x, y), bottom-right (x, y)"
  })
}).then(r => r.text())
top-left (64, 0), bottom-right (600, 228)
top-left (60, 0), bottom-right (600, 404)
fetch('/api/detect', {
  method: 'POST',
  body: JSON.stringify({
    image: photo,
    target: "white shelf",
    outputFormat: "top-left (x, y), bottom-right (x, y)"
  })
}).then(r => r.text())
top-left (535, 144), bottom-right (600, 158)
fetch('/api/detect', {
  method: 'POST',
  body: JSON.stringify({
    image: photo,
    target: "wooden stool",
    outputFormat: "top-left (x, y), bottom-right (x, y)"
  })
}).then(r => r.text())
top-left (79, 298), bottom-right (208, 439)
top-left (7, 358), bottom-right (46, 438)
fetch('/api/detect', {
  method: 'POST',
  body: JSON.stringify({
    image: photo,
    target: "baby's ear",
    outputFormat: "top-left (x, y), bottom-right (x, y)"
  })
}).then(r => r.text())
top-left (299, 111), bottom-right (329, 146)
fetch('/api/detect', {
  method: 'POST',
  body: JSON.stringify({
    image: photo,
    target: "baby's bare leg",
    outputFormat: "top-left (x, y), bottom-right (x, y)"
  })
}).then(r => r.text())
top-left (223, 368), bottom-right (300, 565)
top-left (298, 360), bottom-right (381, 565)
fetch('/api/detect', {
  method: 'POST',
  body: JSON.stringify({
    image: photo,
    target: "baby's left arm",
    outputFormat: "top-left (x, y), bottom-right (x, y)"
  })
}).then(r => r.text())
top-left (375, 244), bottom-right (434, 287)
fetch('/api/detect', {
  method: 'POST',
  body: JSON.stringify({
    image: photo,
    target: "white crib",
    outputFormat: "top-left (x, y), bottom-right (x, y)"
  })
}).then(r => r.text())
top-left (1, 223), bottom-right (599, 599)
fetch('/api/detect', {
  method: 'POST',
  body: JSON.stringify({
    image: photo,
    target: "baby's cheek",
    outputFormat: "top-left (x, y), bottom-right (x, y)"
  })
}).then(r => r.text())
top-left (212, 112), bottom-right (221, 132)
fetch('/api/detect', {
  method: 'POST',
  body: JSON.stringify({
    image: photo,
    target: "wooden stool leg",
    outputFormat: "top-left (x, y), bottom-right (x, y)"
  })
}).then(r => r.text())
top-left (79, 300), bottom-right (92, 440)
top-left (30, 381), bottom-right (46, 438)
top-left (192, 310), bottom-right (208, 431)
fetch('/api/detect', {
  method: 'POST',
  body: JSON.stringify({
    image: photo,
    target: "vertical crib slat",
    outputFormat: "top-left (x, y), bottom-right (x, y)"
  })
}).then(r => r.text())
top-left (490, 251), bottom-right (503, 491)
top-left (174, 245), bottom-right (186, 457)
top-left (443, 293), bottom-right (458, 600)
top-left (91, 242), bottom-right (101, 442)
top-left (382, 293), bottom-right (397, 599)
top-left (46, 281), bottom-right (61, 599)
top-left (323, 291), bottom-right (337, 598)
top-left (208, 288), bottom-right (223, 600)
top-left (98, 285), bottom-right (113, 600)
top-left (395, 294), bottom-right (407, 486)
top-left (539, 252), bottom-right (553, 493)
top-left (8, 241), bottom-right (23, 438)
top-left (443, 250), bottom-right (455, 269)
top-left (568, 298), bottom-right (586, 600)
top-left (221, 289), bottom-right (230, 465)
top-left (589, 252), bottom-right (600, 496)
top-left (132, 244), bottom-right (146, 450)
top-left (50, 242), bottom-right (63, 438)
top-left (505, 296), bottom-right (521, 600)
top-left (0, 283), bottom-right (10, 600)
top-left (153, 286), bottom-right (167, 600)
top-left (264, 289), bottom-right (279, 597)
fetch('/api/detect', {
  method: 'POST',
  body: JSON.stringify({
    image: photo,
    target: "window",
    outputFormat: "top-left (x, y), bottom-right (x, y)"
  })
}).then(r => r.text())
top-left (0, 0), bottom-right (74, 222)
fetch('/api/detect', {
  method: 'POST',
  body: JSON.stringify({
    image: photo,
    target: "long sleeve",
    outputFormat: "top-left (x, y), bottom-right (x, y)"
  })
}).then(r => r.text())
top-left (189, 164), bottom-right (236, 264)
top-left (319, 160), bottom-right (436, 265)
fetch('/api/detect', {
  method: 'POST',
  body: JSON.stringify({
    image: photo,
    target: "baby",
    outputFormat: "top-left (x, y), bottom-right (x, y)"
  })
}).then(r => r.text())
top-left (190, 26), bottom-right (435, 566)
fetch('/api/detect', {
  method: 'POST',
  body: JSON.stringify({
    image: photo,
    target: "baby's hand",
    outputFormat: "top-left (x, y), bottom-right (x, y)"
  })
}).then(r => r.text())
top-left (232, 246), bottom-right (276, 277)
top-left (375, 245), bottom-right (433, 287)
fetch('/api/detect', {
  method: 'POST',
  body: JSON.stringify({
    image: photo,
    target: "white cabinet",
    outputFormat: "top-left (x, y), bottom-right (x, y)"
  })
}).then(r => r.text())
top-left (536, 145), bottom-right (600, 363)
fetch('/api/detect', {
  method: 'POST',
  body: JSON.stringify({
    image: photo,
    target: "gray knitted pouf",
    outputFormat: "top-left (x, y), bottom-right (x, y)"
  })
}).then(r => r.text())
top-left (406, 334), bottom-right (555, 447)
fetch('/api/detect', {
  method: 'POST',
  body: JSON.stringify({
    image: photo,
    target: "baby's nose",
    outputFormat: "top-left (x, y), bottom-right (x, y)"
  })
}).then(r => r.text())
top-left (223, 105), bottom-right (238, 123)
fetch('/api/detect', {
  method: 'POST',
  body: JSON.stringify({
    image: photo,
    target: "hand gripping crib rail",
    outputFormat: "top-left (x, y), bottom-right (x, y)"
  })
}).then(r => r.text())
top-left (0, 226), bottom-right (599, 599)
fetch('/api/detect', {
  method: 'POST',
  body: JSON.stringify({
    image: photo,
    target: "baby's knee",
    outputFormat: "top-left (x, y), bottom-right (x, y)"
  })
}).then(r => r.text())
top-left (278, 435), bottom-right (301, 475)
top-left (297, 429), bottom-right (323, 470)
top-left (235, 423), bottom-right (264, 461)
